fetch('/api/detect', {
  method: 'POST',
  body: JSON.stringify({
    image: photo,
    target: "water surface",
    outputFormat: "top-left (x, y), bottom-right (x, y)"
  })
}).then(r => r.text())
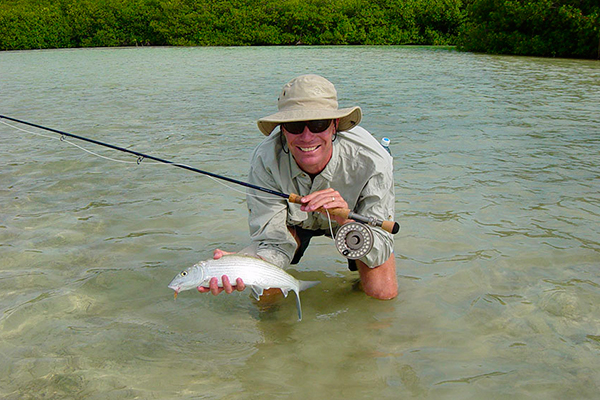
top-left (1, 46), bottom-right (599, 399)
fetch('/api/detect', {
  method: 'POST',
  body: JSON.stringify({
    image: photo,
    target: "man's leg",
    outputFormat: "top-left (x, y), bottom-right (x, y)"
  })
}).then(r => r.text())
top-left (356, 254), bottom-right (398, 300)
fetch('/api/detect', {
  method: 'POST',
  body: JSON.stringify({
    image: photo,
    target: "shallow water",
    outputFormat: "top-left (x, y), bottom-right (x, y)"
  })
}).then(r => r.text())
top-left (1, 46), bottom-right (599, 399)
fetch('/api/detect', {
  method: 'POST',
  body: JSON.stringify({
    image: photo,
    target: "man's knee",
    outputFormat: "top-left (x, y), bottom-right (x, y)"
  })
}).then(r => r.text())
top-left (357, 255), bottom-right (398, 300)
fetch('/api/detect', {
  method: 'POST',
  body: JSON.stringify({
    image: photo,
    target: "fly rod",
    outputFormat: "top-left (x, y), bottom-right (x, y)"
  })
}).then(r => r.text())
top-left (1, 115), bottom-right (399, 234)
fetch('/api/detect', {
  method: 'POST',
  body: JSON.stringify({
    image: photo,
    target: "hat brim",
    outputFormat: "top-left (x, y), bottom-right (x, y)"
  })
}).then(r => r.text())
top-left (257, 106), bottom-right (362, 136)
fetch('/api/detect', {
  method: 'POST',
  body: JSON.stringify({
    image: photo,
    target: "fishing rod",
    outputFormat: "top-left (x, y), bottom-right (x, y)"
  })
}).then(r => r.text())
top-left (0, 115), bottom-right (399, 235)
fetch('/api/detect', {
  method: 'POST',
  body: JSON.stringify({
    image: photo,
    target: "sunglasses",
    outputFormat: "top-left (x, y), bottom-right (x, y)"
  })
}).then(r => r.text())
top-left (281, 119), bottom-right (333, 135)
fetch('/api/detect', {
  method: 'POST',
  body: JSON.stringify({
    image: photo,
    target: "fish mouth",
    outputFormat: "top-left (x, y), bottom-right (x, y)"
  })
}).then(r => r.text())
top-left (169, 285), bottom-right (180, 299)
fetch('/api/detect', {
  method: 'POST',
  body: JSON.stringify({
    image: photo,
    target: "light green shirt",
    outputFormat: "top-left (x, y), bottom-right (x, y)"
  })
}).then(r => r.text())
top-left (246, 126), bottom-right (395, 269)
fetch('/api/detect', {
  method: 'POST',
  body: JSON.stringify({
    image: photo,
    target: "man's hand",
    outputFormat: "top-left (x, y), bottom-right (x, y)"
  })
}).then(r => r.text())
top-left (300, 188), bottom-right (351, 225)
top-left (213, 248), bottom-right (233, 260)
top-left (197, 249), bottom-right (246, 295)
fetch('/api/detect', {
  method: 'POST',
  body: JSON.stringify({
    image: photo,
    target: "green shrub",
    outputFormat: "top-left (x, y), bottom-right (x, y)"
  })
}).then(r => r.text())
top-left (458, 0), bottom-right (600, 58)
top-left (1, 0), bottom-right (597, 58)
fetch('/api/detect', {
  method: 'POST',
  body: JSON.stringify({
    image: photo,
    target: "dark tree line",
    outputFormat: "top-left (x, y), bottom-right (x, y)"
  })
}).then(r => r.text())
top-left (0, 0), bottom-right (598, 59)
top-left (459, 0), bottom-right (599, 58)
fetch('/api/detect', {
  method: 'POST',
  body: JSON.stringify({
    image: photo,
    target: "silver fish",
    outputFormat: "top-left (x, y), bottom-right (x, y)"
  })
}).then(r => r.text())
top-left (168, 254), bottom-right (320, 321)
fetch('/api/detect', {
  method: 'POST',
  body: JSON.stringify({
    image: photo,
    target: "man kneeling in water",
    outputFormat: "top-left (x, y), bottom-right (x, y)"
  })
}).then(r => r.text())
top-left (200, 74), bottom-right (397, 300)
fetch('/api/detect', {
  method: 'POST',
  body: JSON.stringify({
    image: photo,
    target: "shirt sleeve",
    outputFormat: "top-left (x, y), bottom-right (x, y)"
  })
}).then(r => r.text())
top-left (246, 150), bottom-right (297, 269)
top-left (353, 155), bottom-right (396, 268)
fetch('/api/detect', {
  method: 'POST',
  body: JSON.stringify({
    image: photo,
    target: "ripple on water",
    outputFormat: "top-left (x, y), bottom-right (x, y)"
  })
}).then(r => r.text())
top-left (1, 47), bottom-right (600, 399)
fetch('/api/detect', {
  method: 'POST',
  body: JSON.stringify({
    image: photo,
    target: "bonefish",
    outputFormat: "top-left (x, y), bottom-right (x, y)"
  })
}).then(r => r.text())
top-left (168, 255), bottom-right (320, 320)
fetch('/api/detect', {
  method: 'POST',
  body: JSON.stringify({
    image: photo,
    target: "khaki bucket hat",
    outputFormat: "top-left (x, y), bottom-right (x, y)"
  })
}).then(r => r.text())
top-left (257, 74), bottom-right (362, 136)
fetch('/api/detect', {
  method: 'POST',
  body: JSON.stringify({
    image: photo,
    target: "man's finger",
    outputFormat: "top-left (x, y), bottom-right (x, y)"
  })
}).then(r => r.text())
top-left (222, 275), bottom-right (234, 294)
top-left (235, 278), bottom-right (246, 291)
top-left (209, 277), bottom-right (221, 296)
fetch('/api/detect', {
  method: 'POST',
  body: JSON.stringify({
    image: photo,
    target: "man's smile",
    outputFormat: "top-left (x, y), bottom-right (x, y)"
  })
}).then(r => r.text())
top-left (298, 145), bottom-right (320, 152)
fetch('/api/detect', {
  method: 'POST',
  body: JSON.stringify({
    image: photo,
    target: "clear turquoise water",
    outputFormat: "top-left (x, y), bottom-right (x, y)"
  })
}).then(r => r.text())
top-left (0, 46), bottom-right (599, 399)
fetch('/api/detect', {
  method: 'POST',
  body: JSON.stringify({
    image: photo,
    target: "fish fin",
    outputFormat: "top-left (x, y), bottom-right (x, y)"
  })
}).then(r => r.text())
top-left (250, 286), bottom-right (264, 301)
top-left (294, 291), bottom-right (302, 321)
top-left (281, 288), bottom-right (289, 298)
top-left (292, 281), bottom-right (319, 321)
top-left (299, 280), bottom-right (320, 292)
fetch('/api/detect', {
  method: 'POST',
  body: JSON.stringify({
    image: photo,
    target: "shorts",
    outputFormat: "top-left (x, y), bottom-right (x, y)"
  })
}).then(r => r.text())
top-left (290, 225), bottom-right (358, 271)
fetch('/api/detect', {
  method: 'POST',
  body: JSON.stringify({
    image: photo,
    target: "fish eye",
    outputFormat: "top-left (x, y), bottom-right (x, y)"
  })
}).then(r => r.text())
top-left (181, 271), bottom-right (188, 276)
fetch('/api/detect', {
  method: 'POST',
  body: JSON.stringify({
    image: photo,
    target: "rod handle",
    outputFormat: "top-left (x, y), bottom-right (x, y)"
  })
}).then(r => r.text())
top-left (288, 193), bottom-right (399, 235)
top-left (382, 220), bottom-right (400, 235)
top-left (289, 192), bottom-right (350, 219)
top-left (288, 193), bottom-right (303, 204)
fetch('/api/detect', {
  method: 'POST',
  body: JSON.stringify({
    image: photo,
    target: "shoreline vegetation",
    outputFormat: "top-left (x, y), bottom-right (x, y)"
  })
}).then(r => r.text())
top-left (0, 0), bottom-right (598, 59)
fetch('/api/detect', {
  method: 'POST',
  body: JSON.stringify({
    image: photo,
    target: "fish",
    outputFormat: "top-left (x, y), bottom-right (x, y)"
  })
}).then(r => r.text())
top-left (168, 254), bottom-right (320, 321)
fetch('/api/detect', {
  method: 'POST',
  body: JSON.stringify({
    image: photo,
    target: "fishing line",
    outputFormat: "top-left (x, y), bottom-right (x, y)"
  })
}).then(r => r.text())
top-left (1, 118), bottom-right (154, 165)
top-left (0, 118), bottom-right (277, 201)
top-left (1, 115), bottom-right (400, 235)
top-left (325, 209), bottom-right (335, 239)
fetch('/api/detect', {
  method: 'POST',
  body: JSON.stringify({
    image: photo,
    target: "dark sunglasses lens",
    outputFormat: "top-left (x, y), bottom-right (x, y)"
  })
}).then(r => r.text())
top-left (282, 121), bottom-right (305, 134)
top-left (282, 119), bottom-right (332, 134)
top-left (307, 119), bottom-right (331, 133)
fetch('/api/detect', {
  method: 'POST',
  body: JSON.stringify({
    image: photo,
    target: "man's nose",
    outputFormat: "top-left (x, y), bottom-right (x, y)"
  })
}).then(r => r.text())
top-left (300, 125), bottom-right (316, 137)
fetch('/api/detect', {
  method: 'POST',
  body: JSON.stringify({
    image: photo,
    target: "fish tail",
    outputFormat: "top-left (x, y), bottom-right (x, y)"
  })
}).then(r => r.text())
top-left (299, 280), bottom-right (320, 292)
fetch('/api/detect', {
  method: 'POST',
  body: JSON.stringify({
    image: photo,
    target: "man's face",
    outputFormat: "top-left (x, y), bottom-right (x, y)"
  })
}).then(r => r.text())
top-left (282, 119), bottom-right (337, 176)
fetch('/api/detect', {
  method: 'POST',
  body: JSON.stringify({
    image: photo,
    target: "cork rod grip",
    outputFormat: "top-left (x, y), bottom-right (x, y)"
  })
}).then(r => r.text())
top-left (288, 193), bottom-right (399, 235)
top-left (382, 220), bottom-right (401, 235)
top-left (288, 193), bottom-right (303, 204)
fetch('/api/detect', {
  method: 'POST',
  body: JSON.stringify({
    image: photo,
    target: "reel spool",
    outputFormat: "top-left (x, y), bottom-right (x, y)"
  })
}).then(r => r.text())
top-left (335, 222), bottom-right (374, 260)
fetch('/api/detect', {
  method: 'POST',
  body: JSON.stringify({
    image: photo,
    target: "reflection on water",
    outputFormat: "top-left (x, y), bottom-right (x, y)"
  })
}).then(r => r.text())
top-left (0, 47), bottom-right (599, 399)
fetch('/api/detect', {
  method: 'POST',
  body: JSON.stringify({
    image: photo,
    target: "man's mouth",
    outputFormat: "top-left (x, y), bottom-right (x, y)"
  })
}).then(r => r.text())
top-left (298, 145), bottom-right (319, 152)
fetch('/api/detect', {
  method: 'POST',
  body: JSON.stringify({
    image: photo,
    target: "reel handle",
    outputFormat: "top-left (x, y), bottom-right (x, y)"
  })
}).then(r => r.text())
top-left (288, 193), bottom-right (400, 235)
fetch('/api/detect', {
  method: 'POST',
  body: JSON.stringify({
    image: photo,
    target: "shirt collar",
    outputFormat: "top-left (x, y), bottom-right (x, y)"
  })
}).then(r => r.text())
top-left (289, 154), bottom-right (304, 180)
top-left (319, 139), bottom-right (339, 181)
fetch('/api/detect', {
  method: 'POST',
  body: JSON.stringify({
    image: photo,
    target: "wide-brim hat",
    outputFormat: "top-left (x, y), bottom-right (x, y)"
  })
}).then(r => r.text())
top-left (257, 74), bottom-right (362, 136)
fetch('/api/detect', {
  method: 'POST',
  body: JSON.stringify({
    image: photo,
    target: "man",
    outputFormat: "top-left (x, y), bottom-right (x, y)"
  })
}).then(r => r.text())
top-left (199, 74), bottom-right (398, 300)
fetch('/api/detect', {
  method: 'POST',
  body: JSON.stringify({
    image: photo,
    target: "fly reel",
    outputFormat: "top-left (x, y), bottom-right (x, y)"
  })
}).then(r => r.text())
top-left (334, 222), bottom-right (374, 260)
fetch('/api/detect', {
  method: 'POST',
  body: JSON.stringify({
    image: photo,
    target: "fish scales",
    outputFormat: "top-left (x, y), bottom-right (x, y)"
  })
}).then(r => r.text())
top-left (168, 254), bottom-right (320, 321)
top-left (203, 256), bottom-right (298, 288)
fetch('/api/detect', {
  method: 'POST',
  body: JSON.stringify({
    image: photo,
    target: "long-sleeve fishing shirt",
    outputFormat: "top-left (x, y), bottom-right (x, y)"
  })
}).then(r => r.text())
top-left (245, 126), bottom-right (395, 269)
